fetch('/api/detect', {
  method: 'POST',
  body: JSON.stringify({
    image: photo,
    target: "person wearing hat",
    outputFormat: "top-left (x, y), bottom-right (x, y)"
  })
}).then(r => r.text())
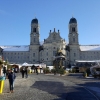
top-left (8, 69), bottom-right (16, 93)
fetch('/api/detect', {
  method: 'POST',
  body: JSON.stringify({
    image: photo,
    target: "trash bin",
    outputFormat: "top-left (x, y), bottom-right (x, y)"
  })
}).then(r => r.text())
top-left (0, 76), bottom-right (5, 93)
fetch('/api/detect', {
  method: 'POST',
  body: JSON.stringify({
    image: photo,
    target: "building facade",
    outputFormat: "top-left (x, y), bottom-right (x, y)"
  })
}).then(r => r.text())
top-left (1, 17), bottom-right (100, 66)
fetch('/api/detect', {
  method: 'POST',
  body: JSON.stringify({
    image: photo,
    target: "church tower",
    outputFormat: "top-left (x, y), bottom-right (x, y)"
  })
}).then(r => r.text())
top-left (29, 18), bottom-right (40, 63)
top-left (68, 17), bottom-right (80, 65)
top-left (30, 18), bottom-right (40, 45)
top-left (68, 17), bottom-right (79, 45)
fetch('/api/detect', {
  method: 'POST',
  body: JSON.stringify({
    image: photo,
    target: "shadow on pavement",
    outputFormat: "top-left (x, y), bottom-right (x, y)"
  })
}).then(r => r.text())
top-left (30, 81), bottom-right (67, 99)
top-left (31, 81), bottom-right (97, 100)
top-left (67, 73), bottom-right (83, 76)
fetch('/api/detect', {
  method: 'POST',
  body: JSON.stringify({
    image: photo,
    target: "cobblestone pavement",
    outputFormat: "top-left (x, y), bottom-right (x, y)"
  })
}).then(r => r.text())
top-left (0, 73), bottom-right (100, 100)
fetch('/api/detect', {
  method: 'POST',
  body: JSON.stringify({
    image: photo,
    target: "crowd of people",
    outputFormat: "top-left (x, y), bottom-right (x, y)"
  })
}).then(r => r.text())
top-left (2, 65), bottom-right (39, 93)
top-left (20, 66), bottom-right (28, 78)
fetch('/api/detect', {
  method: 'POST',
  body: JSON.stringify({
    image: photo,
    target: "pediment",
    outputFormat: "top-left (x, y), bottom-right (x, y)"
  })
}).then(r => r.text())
top-left (44, 30), bottom-right (65, 43)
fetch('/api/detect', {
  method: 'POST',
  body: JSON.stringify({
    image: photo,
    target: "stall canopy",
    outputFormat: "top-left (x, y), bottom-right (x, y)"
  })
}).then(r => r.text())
top-left (22, 62), bottom-right (28, 66)
top-left (22, 62), bottom-right (33, 66)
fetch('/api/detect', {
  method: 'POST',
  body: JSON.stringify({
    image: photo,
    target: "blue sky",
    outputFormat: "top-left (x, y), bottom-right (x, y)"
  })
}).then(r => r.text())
top-left (0, 0), bottom-right (100, 45)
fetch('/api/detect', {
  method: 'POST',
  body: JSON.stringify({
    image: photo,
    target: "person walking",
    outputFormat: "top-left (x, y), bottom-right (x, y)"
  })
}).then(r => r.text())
top-left (25, 67), bottom-right (28, 78)
top-left (8, 69), bottom-right (16, 93)
top-left (36, 66), bottom-right (38, 75)
top-left (21, 67), bottom-right (25, 78)
top-left (3, 66), bottom-right (7, 78)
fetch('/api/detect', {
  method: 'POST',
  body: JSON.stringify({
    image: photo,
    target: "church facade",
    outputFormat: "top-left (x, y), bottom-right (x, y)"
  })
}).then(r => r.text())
top-left (1, 17), bottom-right (100, 66)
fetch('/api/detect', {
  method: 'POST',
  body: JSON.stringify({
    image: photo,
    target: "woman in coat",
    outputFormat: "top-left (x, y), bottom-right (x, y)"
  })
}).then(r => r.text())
top-left (8, 69), bottom-right (16, 93)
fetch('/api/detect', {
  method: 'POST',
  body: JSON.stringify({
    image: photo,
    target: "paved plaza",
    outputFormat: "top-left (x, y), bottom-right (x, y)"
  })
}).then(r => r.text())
top-left (0, 73), bottom-right (100, 100)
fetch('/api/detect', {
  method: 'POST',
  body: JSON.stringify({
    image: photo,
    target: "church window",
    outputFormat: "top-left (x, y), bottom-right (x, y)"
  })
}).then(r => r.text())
top-left (33, 53), bottom-right (35, 57)
top-left (73, 38), bottom-right (75, 42)
top-left (74, 53), bottom-right (76, 57)
top-left (34, 38), bottom-right (36, 42)
top-left (33, 28), bottom-right (36, 32)
top-left (46, 52), bottom-right (48, 56)
top-left (47, 58), bottom-right (48, 60)
top-left (53, 51), bottom-right (56, 56)
top-left (33, 59), bottom-right (35, 61)
top-left (54, 47), bottom-right (55, 49)
top-left (72, 27), bottom-right (75, 32)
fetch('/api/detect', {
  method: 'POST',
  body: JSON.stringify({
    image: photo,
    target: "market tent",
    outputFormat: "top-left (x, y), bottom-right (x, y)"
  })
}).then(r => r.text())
top-left (22, 62), bottom-right (29, 66)
top-left (22, 62), bottom-right (33, 67)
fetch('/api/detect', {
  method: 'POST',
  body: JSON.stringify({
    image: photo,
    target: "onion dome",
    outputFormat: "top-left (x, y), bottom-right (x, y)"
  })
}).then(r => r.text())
top-left (69, 17), bottom-right (77, 24)
top-left (31, 18), bottom-right (38, 24)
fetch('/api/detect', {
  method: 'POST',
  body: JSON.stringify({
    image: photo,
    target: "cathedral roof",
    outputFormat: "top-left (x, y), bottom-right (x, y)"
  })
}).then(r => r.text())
top-left (1, 45), bottom-right (100, 52)
top-left (0, 41), bottom-right (44, 52)
top-left (0, 45), bottom-right (29, 51)
top-left (80, 45), bottom-right (100, 51)
top-left (31, 18), bottom-right (38, 24)
top-left (69, 17), bottom-right (77, 24)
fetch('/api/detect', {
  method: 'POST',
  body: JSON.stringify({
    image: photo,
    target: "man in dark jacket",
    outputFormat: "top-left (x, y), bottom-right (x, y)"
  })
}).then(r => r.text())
top-left (8, 69), bottom-right (16, 93)
top-left (25, 67), bottom-right (28, 78)
top-left (3, 66), bottom-right (7, 77)
top-left (21, 67), bottom-right (25, 78)
top-left (35, 66), bottom-right (38, 75)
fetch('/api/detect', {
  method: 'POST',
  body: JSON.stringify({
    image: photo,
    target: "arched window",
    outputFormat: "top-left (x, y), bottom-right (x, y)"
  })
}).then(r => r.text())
top-left (46, 52), bottom-right (48, 56)
top-left (53, 51), bottom-right (56, 56)
top-left (74, 53), bottom-right (76, 57)
top-left (34, 38), bottom-right (36, 42)
top-left (33, 53), bottom-right (35, 57)
top-left (73, 38), bottom-right (75, 42)
top-left (33, 28), bottom-right (36, 32)
top-left (72, 27), bottom-right (75, 32)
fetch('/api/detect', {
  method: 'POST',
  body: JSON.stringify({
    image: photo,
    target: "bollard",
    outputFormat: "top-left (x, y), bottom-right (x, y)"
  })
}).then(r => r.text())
top-left (0, 76), bottom-right (5, 93)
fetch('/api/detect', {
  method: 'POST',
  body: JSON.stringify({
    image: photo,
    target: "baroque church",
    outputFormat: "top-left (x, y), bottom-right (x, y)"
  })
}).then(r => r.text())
top-left (0, 17), bottom-right (100, 66)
